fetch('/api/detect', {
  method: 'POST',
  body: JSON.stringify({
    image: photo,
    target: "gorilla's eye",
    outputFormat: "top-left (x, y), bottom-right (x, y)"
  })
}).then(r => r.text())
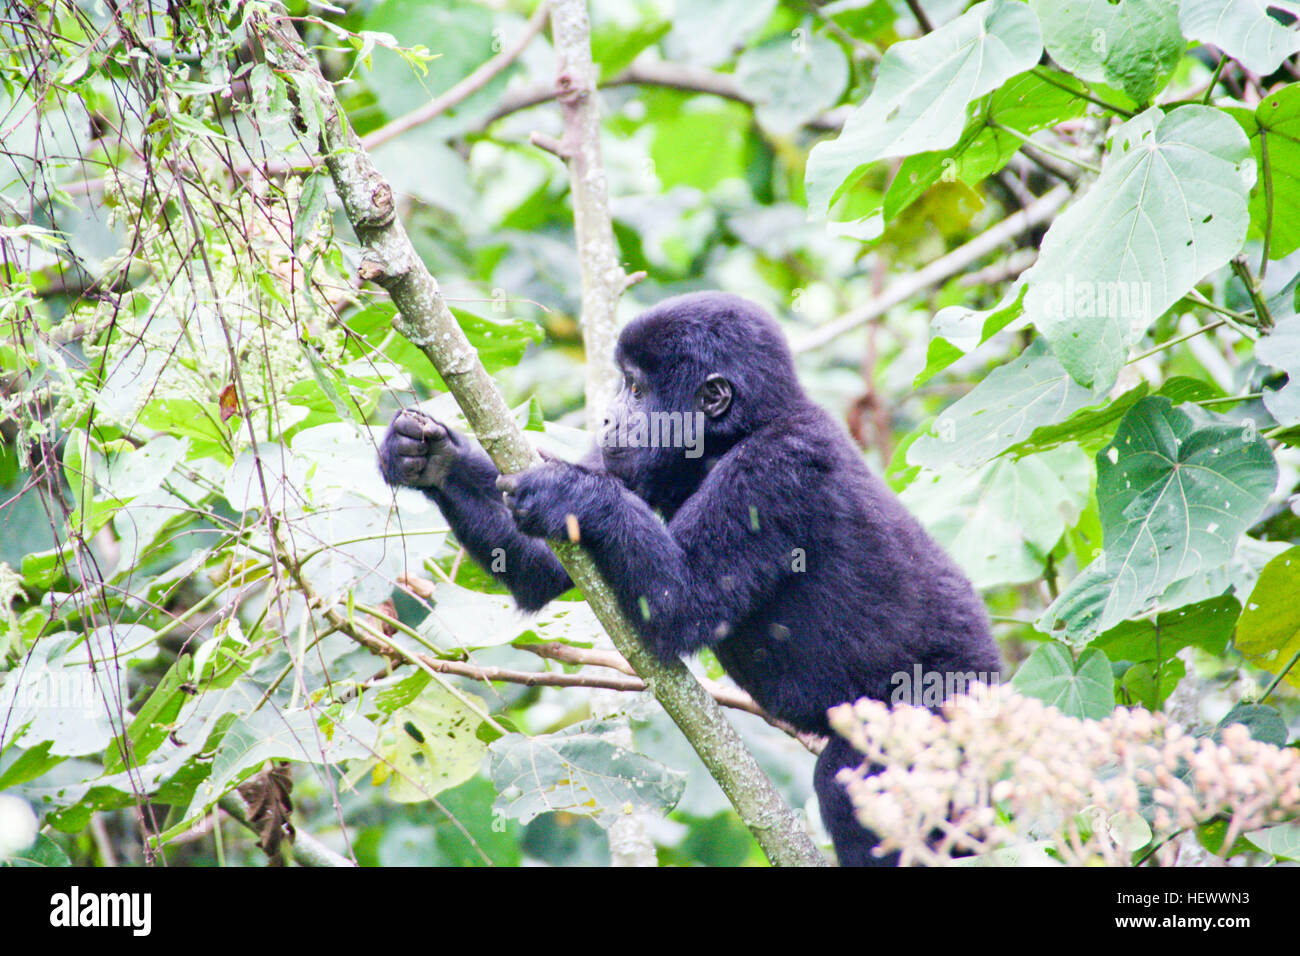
top-left (626, 376), bottom-right (644, 400)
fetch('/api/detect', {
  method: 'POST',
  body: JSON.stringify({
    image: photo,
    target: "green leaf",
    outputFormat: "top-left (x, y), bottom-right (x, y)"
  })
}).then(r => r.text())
top-left (1230, 84), bottom-right (1300, 260)
top-left (1235, 545), bottom-right (1300, 690)
top-left (1003, 383), bottom-right (1150, 459)
top-left (293, 171), bottom-right (329, 252)
top-left (1011, 643), bottom-right (1115, 719)
top-left (908, 339), bottom-right (1097, 469)
top-left (417, 583), bottom-right (532, 650)
top-left (186, 709), bottom-right (372, 819)
top-left (490, 722), bottom-right (686, 827)
top-left (1093, 594), bottom-right (1240, 663)
top-left (593, 21), bottom-right (671, 80)
top-left (20, 542), bottom-right (74, 588)
top-left (886, 69), bottom-right (1087, 221)
top-left (1040, 397), bottom-right (1277, 642)
top-left (1022, 107), bottom-right (1252, 391)
top-left (373, 670), bottom-right (432, 715)
top-left (1030, 0), bottom-right (1183, 104)
top-left (917, 284), bottom-right (1028, 386)
top-left (1180, 0), bottom-right (1300, 75)
top-left (1256, 313), bottom-right (1300, 426)
top-left (3, 832), bottom-right (70, 868)
top-left (806, 0), bottom-right (1042, 229)
top-left (137, 398), bottom-right (226, 449)
top-left (104, 654), bottom-right (191, 775)
top-left (1118, 656), bottom-right (1184, 708)
top-left (650, 101), bottom-right (749, 191)
top-left (0, 742), bottom-right (64, 791)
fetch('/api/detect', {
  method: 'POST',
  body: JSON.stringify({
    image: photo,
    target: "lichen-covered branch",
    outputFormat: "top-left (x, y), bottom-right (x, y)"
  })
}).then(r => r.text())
top-left (249, 11), bottom-right (826, 867)
top-left (536, 0), bottom-right (644, 423)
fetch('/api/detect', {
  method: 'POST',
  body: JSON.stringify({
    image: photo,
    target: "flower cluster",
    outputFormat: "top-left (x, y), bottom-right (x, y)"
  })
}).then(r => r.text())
top-left (828, 686), bottom-right (1300, 866)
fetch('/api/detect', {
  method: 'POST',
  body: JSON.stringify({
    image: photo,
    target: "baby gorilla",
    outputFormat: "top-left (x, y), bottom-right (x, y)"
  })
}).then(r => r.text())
top-left (379, 291), bottom-right (1000, 865)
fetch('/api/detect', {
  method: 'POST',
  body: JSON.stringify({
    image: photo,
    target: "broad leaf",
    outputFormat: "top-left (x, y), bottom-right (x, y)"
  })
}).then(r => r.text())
top-left (735, 31), bottom-right (848, 136)
top-left (1040, 397), bottom-right (1277, 641)
top-left (886, 69), bottom-right (1087, 221)
top-left (1022, 107), bottom-right (1253, 390)
top-left (1229, 84), bottom-right (1300, 260)
top-left (902, 445), bottom-right (1092, 588)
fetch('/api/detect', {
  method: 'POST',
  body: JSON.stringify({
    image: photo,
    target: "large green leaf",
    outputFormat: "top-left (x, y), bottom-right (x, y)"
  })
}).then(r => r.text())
top-left (908, 340), bottom-right (1097, 469)
top-left (1229, 84), bottom-right (1300, 260)
top-left (1022, 107), bottom-right (1253, 391)
top-left (1040, 397), bottom-right (1277, 641)
top-left (371, 683), bottom-right (489, 802)
top-left (1030, 0), bottom-right (1183, 104)
top-left (917, 285), bottom-right (1028, 386)
top-left (185, 709), bottom-right (372, 819)
top-left (1003, 383), bottom-right (1150, 459)
top-left (1180, 0), bottom-right (1300, 75)
top-left (805, 0), bottom-right (1042, 230)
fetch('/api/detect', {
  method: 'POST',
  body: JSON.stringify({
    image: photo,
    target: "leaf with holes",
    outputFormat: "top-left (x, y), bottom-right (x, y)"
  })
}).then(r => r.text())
top-left (1022, 107), bottom-right (1252, 391)
top-left (490, 722), bottom-right (686, 828)
top-left (1039, 397), bottom-right (1276, 642)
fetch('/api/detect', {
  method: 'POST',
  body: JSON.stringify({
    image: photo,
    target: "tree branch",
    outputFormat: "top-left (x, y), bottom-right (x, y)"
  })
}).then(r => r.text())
top-left (481, 58), bottom-right (848, 134)
top-left (250, 8), bottom-right (826, 867)
top-left (794, 185), bottom-right (1072, 354)
top-left (542, 0), bottom-right (644, 420)
top-left (359, 1), bottom-right (551, 153)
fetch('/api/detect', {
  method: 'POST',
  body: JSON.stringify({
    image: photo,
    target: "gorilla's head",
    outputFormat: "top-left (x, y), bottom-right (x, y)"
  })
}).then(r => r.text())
top-left (599, 292), bottom-right (804, 512)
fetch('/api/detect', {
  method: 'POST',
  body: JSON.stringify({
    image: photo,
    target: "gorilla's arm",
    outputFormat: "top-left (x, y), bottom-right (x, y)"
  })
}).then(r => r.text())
top-left (378, 408), bottom-right (572, 611)
top-left (497, 429), bottom-right (805, 662)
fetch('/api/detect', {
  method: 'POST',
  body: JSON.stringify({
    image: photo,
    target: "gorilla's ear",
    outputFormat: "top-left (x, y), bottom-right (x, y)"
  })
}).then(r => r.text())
top-left (697, 374), bottom-right (732, 418)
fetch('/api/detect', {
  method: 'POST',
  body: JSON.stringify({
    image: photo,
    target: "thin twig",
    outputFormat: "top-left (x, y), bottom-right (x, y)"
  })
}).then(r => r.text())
top-left (360, 1), bottom-right (551, 153)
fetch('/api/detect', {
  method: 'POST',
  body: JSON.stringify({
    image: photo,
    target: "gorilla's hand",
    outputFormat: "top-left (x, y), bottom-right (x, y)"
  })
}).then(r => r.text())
top-left (379, 408), bottom-right (462, 489)
top-left (496, 462), bottom-right (612, 542)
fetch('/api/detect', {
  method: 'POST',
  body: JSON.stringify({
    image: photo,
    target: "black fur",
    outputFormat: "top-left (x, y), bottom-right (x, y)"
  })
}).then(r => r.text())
top-left (378, 291), bottom-right (1000, 865)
